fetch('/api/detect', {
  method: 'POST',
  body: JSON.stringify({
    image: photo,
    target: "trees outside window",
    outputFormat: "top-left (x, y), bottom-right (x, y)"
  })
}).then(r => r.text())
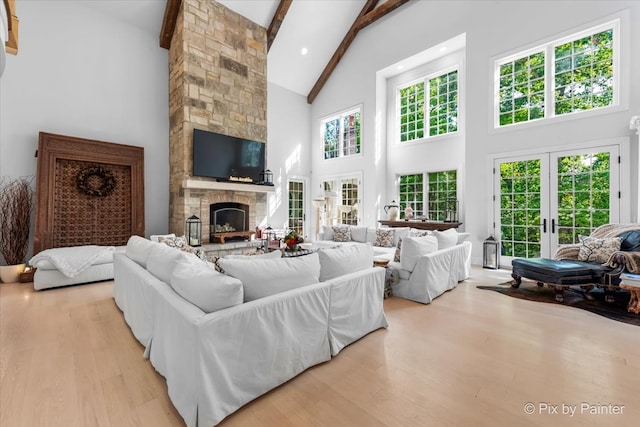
top-left (398, 69), bottom-right (458, 143)
top-left (495, 21), bottom-right (617, 128)
top-left (322, 108), bottom-right (361, 159)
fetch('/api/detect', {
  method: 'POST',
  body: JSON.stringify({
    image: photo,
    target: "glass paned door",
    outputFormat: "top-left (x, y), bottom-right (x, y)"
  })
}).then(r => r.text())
top-left (551, 147), bottom-right (619, 248)
top-left (494, 145), bottom-right (619, 263)
top-left (496, 156), bottom-right (549, 260)
top-left (288, 180), bottom-right (305, 235)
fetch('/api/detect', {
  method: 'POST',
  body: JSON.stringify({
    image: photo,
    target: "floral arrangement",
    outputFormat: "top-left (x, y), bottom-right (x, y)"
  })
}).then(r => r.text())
top-left (284, 230), bottom-right (304, 251)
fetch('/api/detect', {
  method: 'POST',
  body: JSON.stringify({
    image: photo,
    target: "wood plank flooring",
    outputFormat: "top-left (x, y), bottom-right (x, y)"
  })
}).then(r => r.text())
top-left (1, 266), bottom-right (638, 426)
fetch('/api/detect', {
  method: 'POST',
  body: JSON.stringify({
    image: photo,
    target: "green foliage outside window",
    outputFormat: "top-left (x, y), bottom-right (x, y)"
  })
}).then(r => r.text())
top-left (399, 174), bottom-right (424, 218)
top-left (554, 29), bottom-right (614, 115)
top-left (429, 70), bottom-right (458, 136)
top-left (427, 170), bottom-right (457, 221)
top-left (499, 52), bottom-right (545, 126)
top-left (399, 82), bottom-right (425, 142)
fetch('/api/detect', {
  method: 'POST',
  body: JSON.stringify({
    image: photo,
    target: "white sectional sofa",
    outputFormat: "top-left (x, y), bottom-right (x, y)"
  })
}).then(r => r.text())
top-left (315, 225), bottom-right (472, 304)
top-left (113, 236), bottom-right (387, 427)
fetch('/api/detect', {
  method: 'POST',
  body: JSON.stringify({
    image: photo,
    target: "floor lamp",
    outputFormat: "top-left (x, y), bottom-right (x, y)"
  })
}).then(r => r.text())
top-left (312, 195), bottom-right (325, 241)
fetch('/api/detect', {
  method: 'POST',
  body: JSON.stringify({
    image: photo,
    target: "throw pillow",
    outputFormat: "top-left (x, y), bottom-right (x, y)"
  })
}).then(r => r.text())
top-left (317, 244), bottom-right (373, 281)
top-left (392, 227), bottom-right (411, 246)
top-left (396, 230), bottom-right (430, 261)
top-left (321, 225), bottom-right (334, 241)
top-left (217, 253), bottom-right (321, 302)
top-left (159, 235), bottom-right (207, 260)
top-left (332, 226), bottom-right (352, 242)
top-left (432, 228), bottom-right (458, 250)
top-left (150, 233), bottom-right (176, 243)
top-left (374, 229), bottom-right (395, 247)
top-left (456, 232), bottom-right (471, 244)
top-left (146, 243), bottom-right (189, 283)
top-left (349, 226), bottom-right (369, 243)
top-left (399, 235), bottom-right (438, 272)
top-left (578, 235), bottom-right (622, 264)
top-left (170, 258), bottom-right (243, 313)
top-left (126, 235), bottom-right (158, 268)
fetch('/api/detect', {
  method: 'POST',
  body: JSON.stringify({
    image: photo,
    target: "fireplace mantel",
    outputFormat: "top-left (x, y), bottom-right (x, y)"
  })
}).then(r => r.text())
top-left (182, 179), bottom-right (275, 193)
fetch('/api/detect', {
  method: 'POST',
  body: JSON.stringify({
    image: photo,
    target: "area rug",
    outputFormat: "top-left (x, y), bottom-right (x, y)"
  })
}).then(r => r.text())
top-left (477, 281), bottom-right (640, 326)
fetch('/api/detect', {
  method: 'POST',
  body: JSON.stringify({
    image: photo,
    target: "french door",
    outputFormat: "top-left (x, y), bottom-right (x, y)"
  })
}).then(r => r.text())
top-left (494, 145), bottom-right (620, 263)
top-left (288, 178), bottom-right (308, 236)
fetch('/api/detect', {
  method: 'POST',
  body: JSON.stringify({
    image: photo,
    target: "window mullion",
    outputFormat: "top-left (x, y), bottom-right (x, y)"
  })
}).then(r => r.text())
top-left (547, 44), bottom-right (555, 119)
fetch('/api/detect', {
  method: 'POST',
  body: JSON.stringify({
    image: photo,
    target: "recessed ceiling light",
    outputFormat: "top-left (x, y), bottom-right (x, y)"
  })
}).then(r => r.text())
top-left (397, 65), bottom-right (404, 70)
top-left (440, 46), bottom-right (448, 52)
top-left (301, 47), bottom-right (308, 55)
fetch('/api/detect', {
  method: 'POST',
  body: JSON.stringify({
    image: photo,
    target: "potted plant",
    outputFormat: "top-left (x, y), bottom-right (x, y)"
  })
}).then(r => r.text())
top-left (0, 177), bottom-right (34, 283)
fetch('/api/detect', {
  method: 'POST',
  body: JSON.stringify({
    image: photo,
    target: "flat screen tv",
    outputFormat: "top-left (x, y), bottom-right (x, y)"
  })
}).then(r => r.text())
top-left (192, 129), bottom-right (266, 184)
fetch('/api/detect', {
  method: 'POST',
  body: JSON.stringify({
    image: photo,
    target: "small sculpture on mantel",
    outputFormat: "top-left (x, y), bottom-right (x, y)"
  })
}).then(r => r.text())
top-left (405, 205), bottom-right (413, 221)
top-left (384, 200), bottom-right (399, 221)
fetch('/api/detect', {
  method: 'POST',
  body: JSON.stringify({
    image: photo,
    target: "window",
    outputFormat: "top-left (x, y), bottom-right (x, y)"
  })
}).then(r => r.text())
top-left (427, 170), bottom-right (457, 221)
top-left (495, 21), bottom-right (617, 128)
top-left (288, 180), bottom-right (304, 235)
top-left (397, 170), bottom-right (457, 221)
top-left (498, 51), bottom-right (545, 125)
top-left (398, 69), bottom-right (458, 143)
top-left (322, 108), bottom-right (361, 159)
top-left (399, 174), bottom-right (424, 218)
top-left (322, 175), bottom-right (361, 225)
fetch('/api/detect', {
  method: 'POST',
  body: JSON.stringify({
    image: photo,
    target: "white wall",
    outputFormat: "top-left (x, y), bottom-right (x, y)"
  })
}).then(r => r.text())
top-left (0, 1), bottom-right (169, 261)
top-left (266, 82), bottom-right (312, 233)
top-left (311, 1), bottom-right (640, 263)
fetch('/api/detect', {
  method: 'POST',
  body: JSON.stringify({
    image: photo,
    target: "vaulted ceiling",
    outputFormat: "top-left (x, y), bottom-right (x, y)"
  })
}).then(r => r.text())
top-left (81, 0), bottom-right (410, 103)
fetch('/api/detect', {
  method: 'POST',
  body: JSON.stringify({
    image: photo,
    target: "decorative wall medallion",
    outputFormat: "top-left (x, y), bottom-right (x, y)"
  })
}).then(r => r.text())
top-left (76, 166), bottom-right (116, 197)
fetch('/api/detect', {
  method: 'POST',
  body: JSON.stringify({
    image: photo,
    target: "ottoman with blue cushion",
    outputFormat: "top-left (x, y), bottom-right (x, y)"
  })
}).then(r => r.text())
top-left (511, 258), bottom-right (621, 303)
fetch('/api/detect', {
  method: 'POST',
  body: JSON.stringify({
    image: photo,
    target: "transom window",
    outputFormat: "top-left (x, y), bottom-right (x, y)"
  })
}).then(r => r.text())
top-left (397, 170), bottom-right (457, 221)
top-left (495, 20), bottom-right (617, 128)
top-left (398, 69), bottom-right (458, 143)
top-left (322, 108), bottom-right (361, 160)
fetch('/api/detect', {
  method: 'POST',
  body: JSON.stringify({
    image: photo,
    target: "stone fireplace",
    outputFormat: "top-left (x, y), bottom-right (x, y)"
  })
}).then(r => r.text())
top-left (167, 0), bottom-right (268, 244)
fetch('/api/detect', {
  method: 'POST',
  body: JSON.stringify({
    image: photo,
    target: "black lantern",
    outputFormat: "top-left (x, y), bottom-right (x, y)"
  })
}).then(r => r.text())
top-left (483, 235), bottom-right (500, 269)
top-left (262, 225), bottom-right (279, 250)
top-left (259, 169), bottom-right (273, 186)
top-left (444, 198), bottom-right (458, 223)
top-left (186, 215), bottom-right (202, 247)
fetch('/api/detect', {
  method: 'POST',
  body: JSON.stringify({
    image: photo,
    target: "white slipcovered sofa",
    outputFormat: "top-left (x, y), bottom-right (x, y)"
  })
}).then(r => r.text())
top-left (113, 236), bottom-right (387, 426)
top-left (315, 225), bottom-right (472, 304)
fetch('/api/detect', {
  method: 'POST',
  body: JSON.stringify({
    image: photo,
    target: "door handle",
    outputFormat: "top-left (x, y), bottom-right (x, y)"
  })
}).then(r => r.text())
top-left (542, 219), bottom-right (547, 233)
top-left (552, 219), bottom-right (556, 234)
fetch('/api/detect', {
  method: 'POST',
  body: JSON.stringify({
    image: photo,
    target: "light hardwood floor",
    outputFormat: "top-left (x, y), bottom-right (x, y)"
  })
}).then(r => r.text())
top-left (1, 266), bottom-right (639, 426)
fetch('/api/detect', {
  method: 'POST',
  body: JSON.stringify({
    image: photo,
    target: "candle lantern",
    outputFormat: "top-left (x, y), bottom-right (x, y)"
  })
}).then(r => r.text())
top-left (259, 169), bottom-right (273, 185)
top-left (186, 215), bottom-right (202, 247)
top-left (483, 235), bottom-right (500, 269)
top-left (444, 198), bottom-right (458, 223)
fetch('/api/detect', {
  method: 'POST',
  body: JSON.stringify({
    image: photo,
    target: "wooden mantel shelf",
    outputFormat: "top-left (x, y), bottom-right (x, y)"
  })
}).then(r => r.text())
top-left (378, 220), bottom-right (462, 231)
top-left (182, 179), bottom-right (275, 193)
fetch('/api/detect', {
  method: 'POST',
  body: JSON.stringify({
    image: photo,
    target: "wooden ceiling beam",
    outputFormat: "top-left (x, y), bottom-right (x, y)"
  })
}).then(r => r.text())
top-left (307, 0), bottom-right (378, 104)
top-left (267, 0), bottom-right (292, 52)
top-left (160, 0), bottom-right (182, 49)
top-left (356, 0), bottom-right (411, 30)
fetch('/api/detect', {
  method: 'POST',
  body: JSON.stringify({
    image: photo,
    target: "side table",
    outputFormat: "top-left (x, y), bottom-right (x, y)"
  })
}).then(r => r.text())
top-left (620, 273), bottom-right (640, 314)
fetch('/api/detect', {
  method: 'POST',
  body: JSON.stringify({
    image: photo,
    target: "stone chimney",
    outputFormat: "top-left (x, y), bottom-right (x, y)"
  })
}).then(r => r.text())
top-left (168, 0), bottom-right (268, 242)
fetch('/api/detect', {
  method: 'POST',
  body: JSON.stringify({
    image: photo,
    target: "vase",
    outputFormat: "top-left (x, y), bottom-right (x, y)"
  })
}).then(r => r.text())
top-left (0, 264), bottom-right (26, 283)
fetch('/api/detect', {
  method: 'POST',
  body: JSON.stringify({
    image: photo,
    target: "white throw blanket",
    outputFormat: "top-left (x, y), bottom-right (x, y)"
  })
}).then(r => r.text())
top-left (30, 246), bottom-right (116, 278)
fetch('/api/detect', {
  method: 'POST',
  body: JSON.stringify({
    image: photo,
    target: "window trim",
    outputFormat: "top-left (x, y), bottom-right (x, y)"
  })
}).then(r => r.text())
top-left (396, 66), bottom-right (460, 145)
top-left (491, 16), bottom-right (624, 132)
top-left (395, 169), bottom-right (459, 222)
top-left (320, 105), bottom-right (363, 161)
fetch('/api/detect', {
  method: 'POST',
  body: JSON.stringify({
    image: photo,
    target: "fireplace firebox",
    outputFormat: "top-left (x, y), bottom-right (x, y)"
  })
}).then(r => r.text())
top-left (210, 202), bottom-right (252, 243)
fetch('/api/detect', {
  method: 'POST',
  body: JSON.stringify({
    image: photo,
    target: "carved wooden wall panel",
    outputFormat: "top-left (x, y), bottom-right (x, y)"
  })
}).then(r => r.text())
top-left (34, 132), bottom-right (144, 254)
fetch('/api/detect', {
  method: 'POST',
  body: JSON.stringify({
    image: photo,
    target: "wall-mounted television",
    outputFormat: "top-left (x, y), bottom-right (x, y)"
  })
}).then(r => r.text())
top-left (192, 129), bottom-right (266, 184)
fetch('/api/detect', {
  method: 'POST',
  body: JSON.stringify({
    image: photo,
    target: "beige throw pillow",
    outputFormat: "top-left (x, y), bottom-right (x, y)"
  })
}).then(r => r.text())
top-left (374, 229), bottom-right (395, 247)
top-left (332, 226), bottom-right (351, 242)
top-left (578, 235), bottom-right (621, 264)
